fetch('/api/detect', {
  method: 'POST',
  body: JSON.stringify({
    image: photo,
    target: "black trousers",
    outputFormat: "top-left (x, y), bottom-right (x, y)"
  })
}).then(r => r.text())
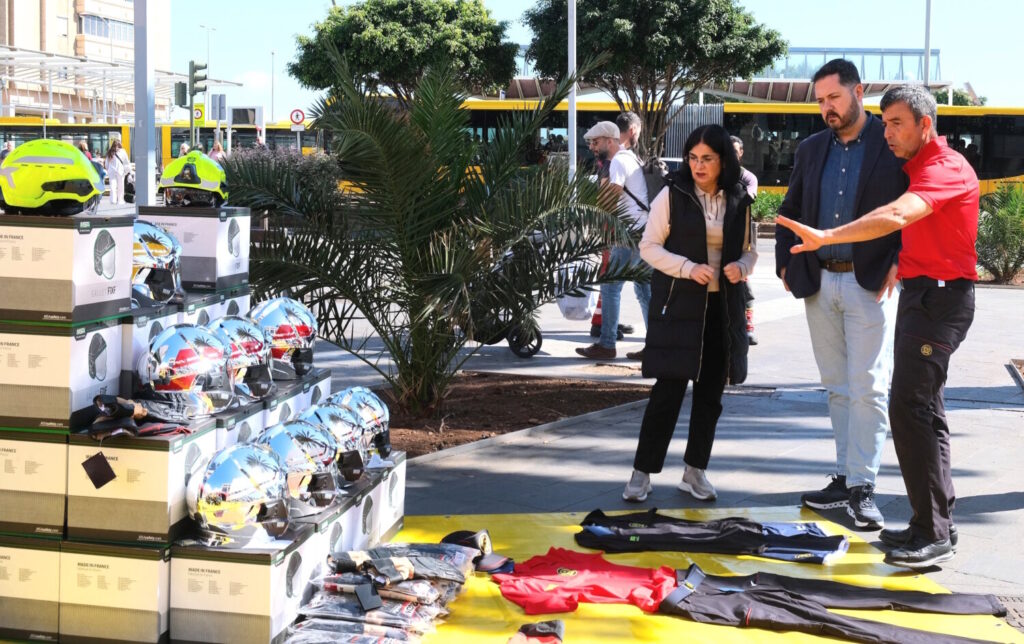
top-left (634, 293), bottom-right (728, 473)
top-left (889, 282), bottom-right (975, 542)
top-left (661, 564), bottom-right (1005, 644)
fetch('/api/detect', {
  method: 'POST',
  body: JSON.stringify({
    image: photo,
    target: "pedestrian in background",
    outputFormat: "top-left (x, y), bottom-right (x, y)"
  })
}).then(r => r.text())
top-left (104, 140), bottom-right (130, 205)
top-left (575, 120), bottom-right (651, 360)
top-left (0, 141), bottom-right (14, 162)
top-left (778, 84), bottom-right (980, 569)
top-left (210, 141), bottom-right (227, 164)
top-left (731, 135), bottom-right (759, 345)
top-left (77, 140), bottom-right (92, 160)
top-left (623, 124), bottom-right (756, 503)
top-left (775, 59), bottom-right (905, 531)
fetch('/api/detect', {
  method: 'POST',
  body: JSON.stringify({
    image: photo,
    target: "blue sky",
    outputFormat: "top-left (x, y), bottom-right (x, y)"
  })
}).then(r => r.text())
top-left (169, 0), bottom-right (1024, 122)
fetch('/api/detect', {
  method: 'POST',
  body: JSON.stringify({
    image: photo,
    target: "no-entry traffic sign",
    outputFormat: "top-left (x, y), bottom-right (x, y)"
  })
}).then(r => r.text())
top-left (290, 109), bottom-right (305, 125)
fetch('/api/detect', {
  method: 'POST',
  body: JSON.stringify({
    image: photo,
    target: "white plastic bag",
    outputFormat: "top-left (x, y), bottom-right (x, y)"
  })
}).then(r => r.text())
top-left (556, 289), bottom-right (598, 321)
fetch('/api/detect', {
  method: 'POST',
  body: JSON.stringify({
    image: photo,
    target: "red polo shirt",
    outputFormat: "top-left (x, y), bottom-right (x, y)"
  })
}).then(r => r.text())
top-left (898, 136), bottom-right (980, 281)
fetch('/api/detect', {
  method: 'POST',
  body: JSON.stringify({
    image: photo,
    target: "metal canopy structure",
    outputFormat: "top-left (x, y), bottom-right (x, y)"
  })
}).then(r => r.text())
top-left (0, 45), bottom-right (240, 121)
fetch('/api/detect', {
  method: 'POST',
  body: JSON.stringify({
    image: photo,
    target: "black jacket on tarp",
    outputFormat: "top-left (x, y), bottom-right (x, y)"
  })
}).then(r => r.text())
top-left (641, 175), bottom-right (754, 384)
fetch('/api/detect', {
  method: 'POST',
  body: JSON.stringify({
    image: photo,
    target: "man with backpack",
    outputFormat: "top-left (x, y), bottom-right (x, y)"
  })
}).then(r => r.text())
top-left (576, 118), bottom-right (651, 360)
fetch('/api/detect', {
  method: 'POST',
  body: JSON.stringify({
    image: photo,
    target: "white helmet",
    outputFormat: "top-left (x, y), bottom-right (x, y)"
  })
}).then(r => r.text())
top-left (330, 386), bottom-right (391, 458)
top-left (207, 315), bottom-right (276, 403)
top-left (136, 323), bottom-right (234, 422)
top-left (247, 297), bottom-right (318, 380)
top-left (255, 420), bottom-right (341, 516)
top-left (186, 443), bottom-right (290, 548)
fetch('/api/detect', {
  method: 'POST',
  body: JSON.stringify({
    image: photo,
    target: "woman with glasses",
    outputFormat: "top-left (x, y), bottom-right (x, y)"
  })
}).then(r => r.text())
top-left (621, 124), bottom-right (758, 504)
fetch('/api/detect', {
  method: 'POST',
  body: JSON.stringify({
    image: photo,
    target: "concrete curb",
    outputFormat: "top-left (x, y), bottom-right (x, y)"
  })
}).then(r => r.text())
top-left (407, 398), bottom-right (649, 466)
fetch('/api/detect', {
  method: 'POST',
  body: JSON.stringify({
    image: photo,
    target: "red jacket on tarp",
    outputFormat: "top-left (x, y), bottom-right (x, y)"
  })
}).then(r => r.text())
top-left (492, 547), bottom-right (677, 614)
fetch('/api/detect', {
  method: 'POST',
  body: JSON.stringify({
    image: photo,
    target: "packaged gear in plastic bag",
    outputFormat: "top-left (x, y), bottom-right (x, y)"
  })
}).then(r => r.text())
top-left (298, 591), bottom-right (445, 635)
top-left (328, 543), bottom-right (480, 585)
top-left (288, 617), bottom-right (418, 642)
top-left (317, 572), bottom-right (441, 605)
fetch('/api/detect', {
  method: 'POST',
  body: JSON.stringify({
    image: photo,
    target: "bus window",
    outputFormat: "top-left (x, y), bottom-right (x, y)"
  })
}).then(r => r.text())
top-left (984, 116), bottom-right (1024, 181)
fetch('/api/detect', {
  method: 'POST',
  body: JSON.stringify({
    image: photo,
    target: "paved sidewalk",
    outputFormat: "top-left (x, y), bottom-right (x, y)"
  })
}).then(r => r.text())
top-left (389, 240), bottom-right (1024, 597)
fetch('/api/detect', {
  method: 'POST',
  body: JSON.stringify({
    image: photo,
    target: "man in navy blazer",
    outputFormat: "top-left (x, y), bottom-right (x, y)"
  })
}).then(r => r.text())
top-left (775, 59), bottom-right (905, 530)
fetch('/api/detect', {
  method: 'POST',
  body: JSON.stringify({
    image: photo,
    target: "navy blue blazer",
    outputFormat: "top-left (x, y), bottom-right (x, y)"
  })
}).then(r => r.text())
top-left (774, 114), bottom-right (906, 298)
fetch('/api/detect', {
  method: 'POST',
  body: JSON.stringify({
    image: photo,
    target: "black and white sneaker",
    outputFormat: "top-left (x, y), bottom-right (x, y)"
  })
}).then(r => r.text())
top-left (884, 536), bottom-right (954, 569)
top-left (880, 525), bottom-right (958, 552)
top-left (801, 474), bottom-right (848, 510)
top-left (847, 485), bottom-right (884, 529)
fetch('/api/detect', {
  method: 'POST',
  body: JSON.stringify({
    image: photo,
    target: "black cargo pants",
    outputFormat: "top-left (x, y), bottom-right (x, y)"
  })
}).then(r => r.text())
top-left (889, 278), bottom-right (975, 542)
top-left (659, 564), bottom-right (1005, 644)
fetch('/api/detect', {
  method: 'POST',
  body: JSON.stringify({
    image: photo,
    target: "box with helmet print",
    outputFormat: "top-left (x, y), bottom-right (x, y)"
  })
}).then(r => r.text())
top-left (300, 368), bottom-right (332, 409)
top-left (59, 540), bottom-right (170, 644)
top-left (0, 212), bottom-right (133, 324)
top-left (178, 290), bottom-right (225, 327)
top-left (216, 284), bottom-right (251, 320)
top-left (213, 399), bottom-right (265, 450)
top-left (65, 418), bottom-right (216, 545)
top-left (169, 526), bottom-right (317, 644)
top-left (262, 380), bottom-right (307, 429)
top-left (137, 205), bottom-right (249, 292)
top-left (0, 319), bottom-right (122, 431)
top-left (118, 300), bottom-right (180, 398)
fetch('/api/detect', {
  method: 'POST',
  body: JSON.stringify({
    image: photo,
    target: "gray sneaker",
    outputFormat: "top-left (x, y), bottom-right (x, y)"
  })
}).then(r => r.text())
top-left (622, 470), bottom-right (652, 502)
top-left (678, 465), bottom-right (717, 501)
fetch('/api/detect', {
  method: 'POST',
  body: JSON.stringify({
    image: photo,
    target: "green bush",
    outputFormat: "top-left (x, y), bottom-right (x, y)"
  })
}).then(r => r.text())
top-left (751, 190), bottom-right (784, 221)
top-left (977, 183), bottom-right (1024, 283)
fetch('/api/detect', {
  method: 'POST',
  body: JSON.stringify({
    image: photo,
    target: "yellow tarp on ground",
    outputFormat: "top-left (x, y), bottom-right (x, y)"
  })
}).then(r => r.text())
top-left (396, 506), bottom-right (1022, 643)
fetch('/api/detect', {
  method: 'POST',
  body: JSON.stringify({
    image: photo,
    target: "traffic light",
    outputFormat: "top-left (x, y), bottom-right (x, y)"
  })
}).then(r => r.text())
top-left (174, 82), bottom-right (188, 108)
top-left (189, 60), bottom-right (207, 98)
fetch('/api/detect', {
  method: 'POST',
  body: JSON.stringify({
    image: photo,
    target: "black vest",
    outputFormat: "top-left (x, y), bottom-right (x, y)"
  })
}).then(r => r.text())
top-left (642, 176), bottom-right (754, 383)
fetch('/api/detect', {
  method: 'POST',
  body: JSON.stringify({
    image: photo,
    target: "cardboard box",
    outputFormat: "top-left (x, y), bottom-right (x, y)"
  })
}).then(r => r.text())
top-left (300, 368), bottom-right (332, 408)
top-left (218, 285), bottom-right (251, 319)
top-left (179, 291), bottom-right (225, 327)
top-left (262, 380), bottom-right (306, 429)
top-left (0, 430), bottom-right (67, 537)
top-left (138, 206), bottom-right (250, 292)
top-left (170, 527), bottom-right (316, 644)
top-left (0, 319), bottom-right (122, 430)
top-left (119, 302), bottom-right (179, 397)
top-left (214, 400), bottom-right (265, 450)
top-left (372, 451), bottom-right (407, 543)
top-left (293, 490), bottom-right (361, 565)
top-left (0, 534), bottom-right (61, 643)
top-left (59, 540), bottom-right (170, 643)
top-left (0, 212), bottom-right (134, 324)
top-left (65, 420), bottom-right (216, 544)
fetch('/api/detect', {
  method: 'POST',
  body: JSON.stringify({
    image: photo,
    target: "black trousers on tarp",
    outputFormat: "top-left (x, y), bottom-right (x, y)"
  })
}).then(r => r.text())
top-left (660, 564), bottom-right (1005, 644)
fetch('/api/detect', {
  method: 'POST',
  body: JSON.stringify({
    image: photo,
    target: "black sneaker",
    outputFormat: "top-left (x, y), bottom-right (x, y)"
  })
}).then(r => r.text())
top-left (801, 474), bottom-right (847, 510)
top-left (880, 525), bottom-right (958, 552)
top-left (847, 485), bottom-right (884, 529)
top-left (884, 535), bottom-right (954, 569)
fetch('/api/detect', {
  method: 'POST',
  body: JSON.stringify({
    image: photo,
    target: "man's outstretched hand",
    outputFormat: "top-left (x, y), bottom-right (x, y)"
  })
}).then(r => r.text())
top-left (776, 216), bottom-right (826, 254)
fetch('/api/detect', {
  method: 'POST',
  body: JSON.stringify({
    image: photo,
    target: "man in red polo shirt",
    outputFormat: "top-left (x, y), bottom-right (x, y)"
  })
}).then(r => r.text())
top-left (776, 84), bottom-right (978, 569)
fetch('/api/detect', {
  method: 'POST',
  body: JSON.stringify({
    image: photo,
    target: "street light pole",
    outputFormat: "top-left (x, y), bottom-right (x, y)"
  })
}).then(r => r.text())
top-left (923, 0), bottom-right (932, 85)
top-left (270, 50), bottom-right (275, 124)
top-left (567, 0), bottom-right (576, 182)
top-left (199, 24), bottom-right (216, 116)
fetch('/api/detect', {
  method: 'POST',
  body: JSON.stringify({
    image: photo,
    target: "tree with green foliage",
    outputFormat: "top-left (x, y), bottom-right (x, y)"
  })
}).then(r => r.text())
top-left (225, 53), bottom-right (646, 417)
top-left (977, 183), bottom-right (1024, 283)
top-left (525, 0), bottom-right (786, 157)
top-left (290, 0), bottom-right (518, 105)
top-left (932, 88), bottom-right (987, 107)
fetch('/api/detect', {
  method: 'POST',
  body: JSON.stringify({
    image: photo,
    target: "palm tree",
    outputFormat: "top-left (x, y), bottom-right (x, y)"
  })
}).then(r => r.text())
top-left (224, 56), bottom-right (647, 417)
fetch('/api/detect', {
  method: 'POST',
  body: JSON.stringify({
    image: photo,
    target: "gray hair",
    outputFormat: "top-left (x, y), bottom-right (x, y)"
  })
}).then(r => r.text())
top-left (880, 85), bottom-right (938, 131)
top-left (729, 135), bottom-right (743, 148)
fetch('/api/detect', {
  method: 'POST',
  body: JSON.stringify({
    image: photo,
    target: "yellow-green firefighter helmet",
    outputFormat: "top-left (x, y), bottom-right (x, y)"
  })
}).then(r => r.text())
top-left (159, 151), bottom-right (228, 207)
top-left (0, 139), bottom-right (104, 215)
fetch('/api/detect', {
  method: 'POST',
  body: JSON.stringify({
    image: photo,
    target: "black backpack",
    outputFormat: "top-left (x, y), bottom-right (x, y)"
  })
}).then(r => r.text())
top-left (622, 155), bottom-right (669, 212)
